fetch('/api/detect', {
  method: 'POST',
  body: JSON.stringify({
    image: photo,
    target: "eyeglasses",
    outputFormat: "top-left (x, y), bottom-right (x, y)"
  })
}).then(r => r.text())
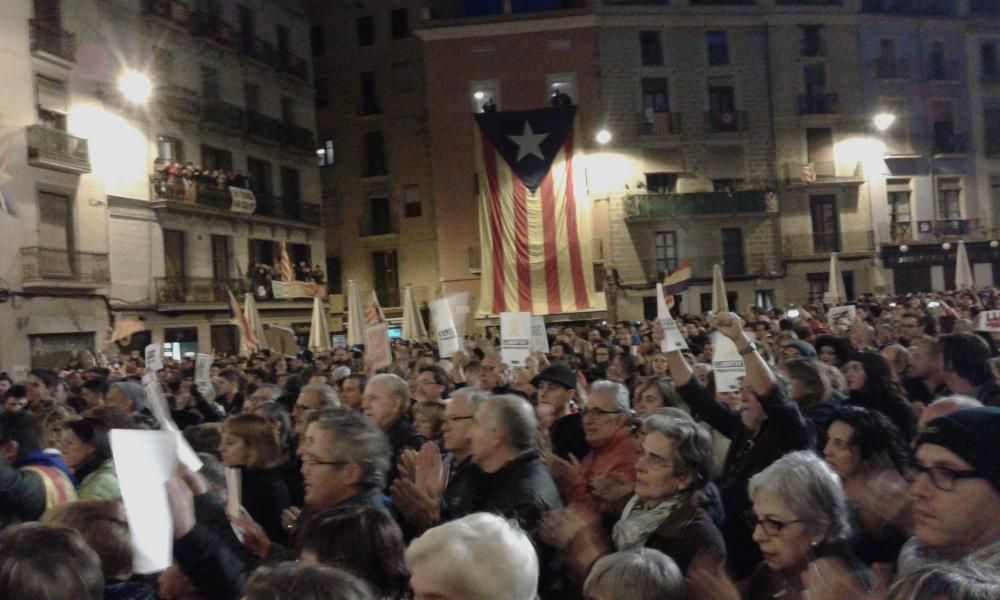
top-left (580, 407), bottom-right (622, 419)
top-left (301, 456), bottom-right (348, 468)
top-left (746, 511), bottom-right (803, 536)
top-left (444, 415), bottom-right (474, 423)
top-left (913, 462), bottom-right (982, 492)
top-left (634, 450), bottom-right (675, 471)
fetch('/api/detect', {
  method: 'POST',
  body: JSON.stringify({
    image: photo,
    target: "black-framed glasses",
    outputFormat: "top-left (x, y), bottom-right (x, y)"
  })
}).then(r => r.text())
top-left (580, 407), bottom-right (622, 419)
top-left (746, 511), bottom-right (803, 536)
top-left (913, 462), bottom-right (981, 492)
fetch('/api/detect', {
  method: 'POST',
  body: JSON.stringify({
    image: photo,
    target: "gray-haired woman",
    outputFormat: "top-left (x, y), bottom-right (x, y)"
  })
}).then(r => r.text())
top-left (583, 548), bottom-right (685, 600)
top-left (745, 450), bottom-right (873, 600)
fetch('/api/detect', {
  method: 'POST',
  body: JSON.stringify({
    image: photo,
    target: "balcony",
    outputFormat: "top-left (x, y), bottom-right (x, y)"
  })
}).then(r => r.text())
top-left (360, 218), bottom-right (399, 238)
top-left (29, 19), bottom-right (76, 64)
top-left (704, 111), bottom-right (748, 133)
top-left (189, 11), bottom-right (236, 49)
top-left (873, 57), bottom-right (911, 80)
top-left (202, 99), bottom-right (244, 131)
top-left (641, 253), bottom-right (779, 284)
top-left (160, 85), bottom-right (201, 122)
top-left (21, 247), bottom-right (109, 288)
top-left (782, 161), bottom-right (864, 186)
top-left (142, 0), bottom-right (192, 29)
top-left (926, 60), bottom-right (960, 82)
top-left (155, 277), bottom-right (249, 305)
top-left (282, 124), bottom-right (316, 153)
top-left (861, 0), bottom-right (955, 16)
top-left (624, 190), bottom-right (773, 221)
top-left (26, 126), bottom-right (90, 174)
top-left (637, 112), bottom-right (683, 137)
top-left (932, 133), bottom-right (969, 156)
top-left (797, 93), bottom-right (839, 116)
top-left (278, 52), bottom-right (309, 82)
top-left (238, 34), bottom-right (276, 66)
top-left (782, 230), bottom-right (875, 258)
top-left (246, 111), bottom-right (283, 143)
top-left (150, 177), bottom-right (321, 227)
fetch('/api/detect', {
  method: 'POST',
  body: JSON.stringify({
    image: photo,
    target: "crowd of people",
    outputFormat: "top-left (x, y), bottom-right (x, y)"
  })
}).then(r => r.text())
top-left (1, 288), bottom-right (1000, 599)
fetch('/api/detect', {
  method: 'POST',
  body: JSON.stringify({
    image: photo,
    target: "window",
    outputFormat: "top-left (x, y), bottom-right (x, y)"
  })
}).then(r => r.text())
top-left (276, 25), bottom-right (289, 57)
top-left (247, 157), bottom-right (272, 211)
top-left (281, 167), bottom-right (301, 219)
top-left (470, 81), bottom-right (500, 113)
top-left (35, 75), bottom-right (67, 130)
top-left (326, 256), bottom-right (342, 295)
top-left (641, 77), bottom-right (669, 117)
top-left (881, 98), bottom-right (909, 154)
top-left (200, 145), bottom-right (232, 171)
top-left (801, 25), bottom-right (823, 57)
top-left (360, 71), bottom-right (380, 115)
top-left (700, 292), bottom-right (738, 314)
top-left (403, 185), bottom-right (421, 218)
top-left (887, 179), bottom-right (912, 242)
top-left (991, 176), bottom-right (1000, 219)
top-left (645, 173), bottom-right (677, 194)
top-left (211, 234), bottom-right (231, 280)
top-left (931, 100), bottom-right (957, 154)
top-left (37, 190), bottom-right (73, 276)
top-left (210, 325), bottom-right (238, 357)
top-left (721, 228), bottom-right (744, 276)
top-left (707, 31), bottom-right (729, 66)
top-left (391, 8), bottom-right (409, 40)
top-left (244, 82), bottom-right (260, 112)
top-left (876, 39), bottom-right (901, 78)
top-left (364, 130), bottom-right (387, 177)
top-left (310, 25), bottom-right (325, 56)
top-left (357, 15), bottom-right (374, 47)
top-left (281, 97), bottom-right (295, 125)
top-left (249, 239), bottom-right (275, 267)
top-left (163, 229), bottom-right (186, 281)
top-left (367, 195), bottom-right (392, 235)
top-left (755, 290), bottom-right (775, 311)
top-left (929, 41), bottom-right (947, 79)
top-left (318, 139), bottom-right (334, 167)
top-left (390, 62), bottom-right (415, 95)
top-left (639, 31), bottom-right (663, 66)
top-left (985, 108), bottom-right (1000, 157)
top-left (807, 272), bottom-right (854, 304)
top-left (810, 195), bottom-right (840, 253)
top-left (200, 65), bottom-right (220, 100)
top-left (708, 85), bottom-right (737, 131)
top-left (157, 136), bottom-right (182, 162)
top-left (373, 249), bottom-right (400, 307)
top-left (982, 43), bottom-right (998, 78)
top-left (654, 231), bottom-right (678, 276)
top-left (937, 177), bottom-right (961, 220)
top-left (547, 73), bottom-right (577, 106)
top-left (315, 77), bottom-right (330, 108)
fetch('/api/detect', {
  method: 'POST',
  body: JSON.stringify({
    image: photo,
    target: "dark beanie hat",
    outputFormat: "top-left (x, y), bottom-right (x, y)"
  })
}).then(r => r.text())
top-left (788, 341), bottom-right (818, 359)
top-left (917, 407), bottom-right (1000, 493)
top-left (531, 364), bottom-right (577, 390)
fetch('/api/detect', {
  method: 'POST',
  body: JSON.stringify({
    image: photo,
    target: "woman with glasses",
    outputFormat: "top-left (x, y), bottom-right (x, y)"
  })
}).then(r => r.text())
top-left (745, 451), bottom-right (873, 600)
top-left (823, 406), bottom-right (913, 573)
top-left (542, 411), bottom-right (724, 578)
top-left (546, 380), bottom-right (638, 519)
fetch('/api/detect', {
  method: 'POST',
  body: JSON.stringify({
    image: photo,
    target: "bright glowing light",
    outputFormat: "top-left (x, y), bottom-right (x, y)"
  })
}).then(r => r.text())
top-left (873, 113), bottom-right (896, 132)
top-left (942, 242), bottom-right (952, 251)
top-left (118, 70), bottom-right (152, 104)
top-left (595, 129), bottom-right (612, 145)
top-left (991, 240), bottom-right (999, 249)
top-left (473, 91), bottom-right (485, 100)
top-left (900, 245), bottom-right (909, 253)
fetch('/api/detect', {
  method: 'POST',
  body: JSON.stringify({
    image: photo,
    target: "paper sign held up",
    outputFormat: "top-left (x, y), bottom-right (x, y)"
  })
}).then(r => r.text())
top-left (500, 312), bottom-right (532, 367)
top-left (530, 317), bottom-right (550, 354)
top-left (977, 310), bottom-right (1000, 332)
top-left (430, 299), bottom-right (461, 358)
top-left (827, 305), bottom-right (856, 327)
top-left (656, 283), bottom-right (689, 352)
top-left (711, 331), bottom-right (746, 393)
top-left (144, 343), bottom-right (163, 371)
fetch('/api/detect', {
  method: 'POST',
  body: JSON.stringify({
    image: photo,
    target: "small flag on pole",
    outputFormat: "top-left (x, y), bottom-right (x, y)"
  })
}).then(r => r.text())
top-left (662, 260), bottom-right (692, 310)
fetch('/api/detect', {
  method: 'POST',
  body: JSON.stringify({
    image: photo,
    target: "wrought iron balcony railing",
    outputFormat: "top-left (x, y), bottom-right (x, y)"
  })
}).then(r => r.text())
top-left (155, 277), bottom-right (250, 304)
top-left (21, 247), bottom-right (109, 285)
top-left (704, 110), bottom-right (748, 133)
top-left (26, 125), bottom-right (90, 174)
top-left (782, 230), bottom-right (875, 257)
top-left (637, 112), bottom-right (683, 136)
top-left (624, 190), bottom-right (772, 220)
top-left (29, 19), bottom-right (76, 62)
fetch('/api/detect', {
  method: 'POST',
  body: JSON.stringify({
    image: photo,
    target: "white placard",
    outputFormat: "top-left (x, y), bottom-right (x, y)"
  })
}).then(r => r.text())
top-left (977, 310), bottom-right (1000, 332)
top-left (711, 332), bottom-right (746, 393)
top-left (530, 316), bottom-right (550, 354)
top-left (142, 373), bottom-right (204, 472)
top-left (430, 299), bottom-right (460, 358)
top-left (229, 187), bottom-right (257, 213)
top-left (500, 312), bottom-right (532, 367)
top-left (827, 305), bottom-right (856, 327)
top-left (225, 467), bottom-right (242, 519)
top-left (144, 343), bottom-right (163, 371)
top-left (111, 429), bottom-right (177, 574)
top-left (195, 353), bottom-right (212, 384)
top-left (656, 283), bottom-right (689, 352)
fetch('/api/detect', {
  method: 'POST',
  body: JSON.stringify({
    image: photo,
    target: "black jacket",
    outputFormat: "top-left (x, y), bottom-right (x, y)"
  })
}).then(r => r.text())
top-left (384, 417), bottom-right (427, 486)
top-left (442, 456), bottom-right (484, 521)
top-left (678, 379), bottom-right (810, 579)
top-left (549, 413), bottom-right (589, 461)
top-left (240, 467), bottom-right (292, 545)
top-left (474, 450), bottom-right (566, 599)
top-left (0, 458), bottom-right (46, 529)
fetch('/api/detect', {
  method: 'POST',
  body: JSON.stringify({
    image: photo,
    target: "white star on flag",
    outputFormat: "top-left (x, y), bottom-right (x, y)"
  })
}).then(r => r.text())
top-left (508, 121), bottom-right (548, 162)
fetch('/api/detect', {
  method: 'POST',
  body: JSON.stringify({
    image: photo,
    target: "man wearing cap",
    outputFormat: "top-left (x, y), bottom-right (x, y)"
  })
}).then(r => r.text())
top-left (900, 407), bottom-right (1000, 574)
top-left (532, 364), bottom-right (588, 462)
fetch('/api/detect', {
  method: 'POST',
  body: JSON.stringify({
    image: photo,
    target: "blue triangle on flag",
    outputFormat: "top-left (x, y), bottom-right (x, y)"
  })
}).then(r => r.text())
top-left (474, 106), bottom-right (576, 193)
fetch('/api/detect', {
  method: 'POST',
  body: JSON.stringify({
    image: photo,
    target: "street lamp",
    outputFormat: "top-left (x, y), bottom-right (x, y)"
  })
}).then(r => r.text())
top-left (595, 129), bottom-right (612, 145)
top-left (873, 112), bottom-right (896, 133)
top-left (118, 70), bottom-right (152, 104)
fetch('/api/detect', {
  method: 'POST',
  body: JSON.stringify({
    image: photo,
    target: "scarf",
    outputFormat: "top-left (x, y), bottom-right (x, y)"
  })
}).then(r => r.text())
top-left (611, 493), bottom-right (687, 551)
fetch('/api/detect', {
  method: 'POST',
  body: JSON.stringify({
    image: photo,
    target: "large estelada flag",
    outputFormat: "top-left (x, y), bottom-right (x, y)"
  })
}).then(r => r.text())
top-left (474, 106), bottom-right (594, 315)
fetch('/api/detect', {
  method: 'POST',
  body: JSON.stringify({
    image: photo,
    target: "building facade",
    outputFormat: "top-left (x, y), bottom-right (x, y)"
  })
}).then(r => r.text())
top-left (0, 0), bottom-right (323, 371)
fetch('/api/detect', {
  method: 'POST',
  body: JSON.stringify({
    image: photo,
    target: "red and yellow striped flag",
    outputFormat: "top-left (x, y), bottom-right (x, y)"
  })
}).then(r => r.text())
top-left (278, 242), bottom-right (294, 283)
top-left (662, 260), bottom-right (692, 310)
top-left (474, 106), bottom-right (594, 315)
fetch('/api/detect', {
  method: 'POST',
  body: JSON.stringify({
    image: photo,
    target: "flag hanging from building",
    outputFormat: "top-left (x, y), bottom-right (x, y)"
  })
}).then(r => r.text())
top-left (227, 288), bottom-right (257, 354)
top-left (474, 105), bottom-right (595, 316)
top-left (662, 260), bottom-right (692, 310)
top-left (278, 242), bottom-right (295, 283)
